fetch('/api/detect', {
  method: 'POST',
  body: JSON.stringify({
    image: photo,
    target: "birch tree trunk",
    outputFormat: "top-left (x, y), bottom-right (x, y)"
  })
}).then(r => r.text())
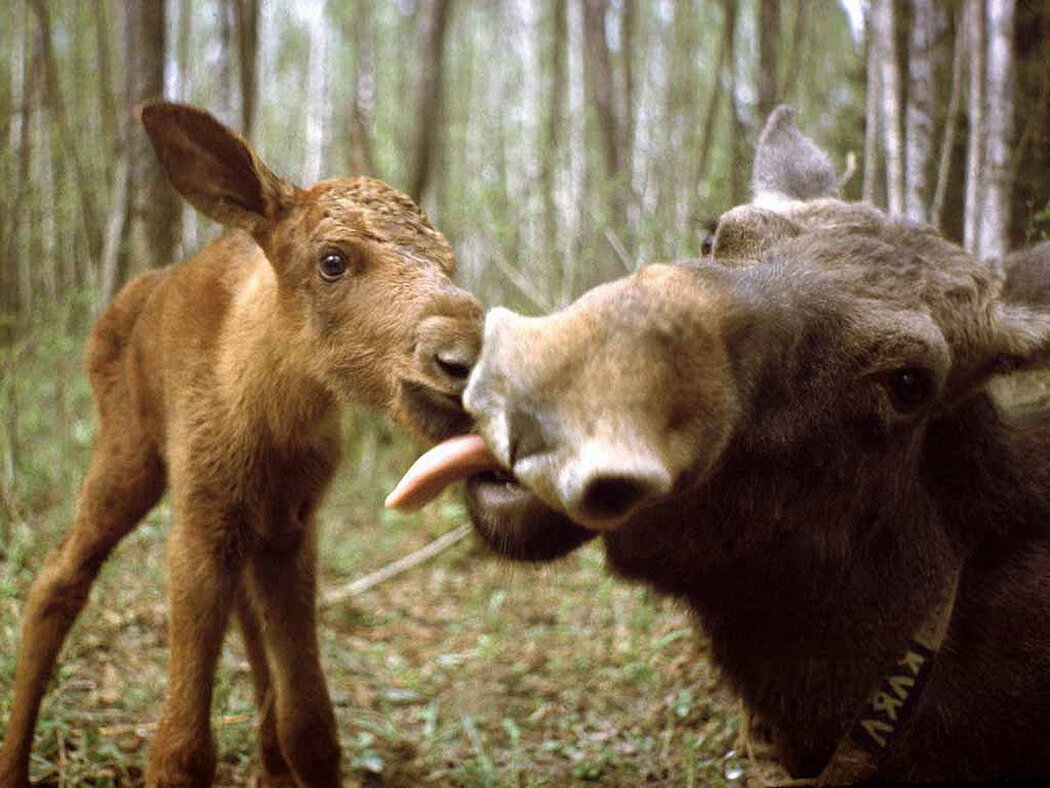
top-left (905, 0), bottom-right (935, 222)
top-left (977, 0), bottom-right (1015, 258)
top-left (872, 0), bottom-right (904, 215)
top-left (963, 0), bottom-right (985, 252)
top-left (304, 4), bottom-right (330, 184)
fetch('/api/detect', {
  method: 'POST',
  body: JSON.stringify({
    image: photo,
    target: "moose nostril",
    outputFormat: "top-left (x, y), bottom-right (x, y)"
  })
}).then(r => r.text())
top-left (579, 475), bottom-right (653, 522)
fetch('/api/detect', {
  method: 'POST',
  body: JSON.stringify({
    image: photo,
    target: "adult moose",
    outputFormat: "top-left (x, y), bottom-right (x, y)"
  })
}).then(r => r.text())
top-left (389, 107), bottom-right (1050, 782)
top-left (0, 103), bottom-right (481, 787)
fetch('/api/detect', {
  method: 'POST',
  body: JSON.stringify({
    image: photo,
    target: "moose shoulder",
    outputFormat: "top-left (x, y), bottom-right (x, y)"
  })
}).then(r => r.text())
top-left (395, 106), bottom-right (1050, 782)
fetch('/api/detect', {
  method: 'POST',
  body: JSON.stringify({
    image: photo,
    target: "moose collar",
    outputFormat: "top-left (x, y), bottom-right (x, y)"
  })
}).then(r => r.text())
top-left (744, 562), bottom-right (964, 787)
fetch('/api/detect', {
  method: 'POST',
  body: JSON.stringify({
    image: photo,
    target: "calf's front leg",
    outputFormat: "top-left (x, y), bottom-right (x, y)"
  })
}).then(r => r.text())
top-left (146, 511), bottom-right (240, 787)
top-left (243, 523), bottom-right (341, 788)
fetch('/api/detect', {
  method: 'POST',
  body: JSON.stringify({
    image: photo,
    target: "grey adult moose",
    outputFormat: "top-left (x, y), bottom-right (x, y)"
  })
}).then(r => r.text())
top-left (389, 107), bottom-right (1050, 782)
top-left (0, 103), bottom-right (481, 787)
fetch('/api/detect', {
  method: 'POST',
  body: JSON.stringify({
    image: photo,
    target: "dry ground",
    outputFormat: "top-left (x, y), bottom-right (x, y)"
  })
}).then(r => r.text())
top-left (1, 392), bottom-right (743, 786)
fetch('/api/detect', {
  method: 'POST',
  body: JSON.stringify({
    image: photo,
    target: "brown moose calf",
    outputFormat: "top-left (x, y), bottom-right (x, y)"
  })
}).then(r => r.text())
top-left (0, 103), bottom-right (481, 787)
top-left (391, 107), bottom-right (1050, 782)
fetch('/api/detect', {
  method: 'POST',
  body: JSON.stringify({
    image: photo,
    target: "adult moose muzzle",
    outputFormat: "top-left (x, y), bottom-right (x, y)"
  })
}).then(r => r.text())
top-left (390, 106), bottom-right (1050, 782)
top-left (0, 102), bottom-right (482, 787)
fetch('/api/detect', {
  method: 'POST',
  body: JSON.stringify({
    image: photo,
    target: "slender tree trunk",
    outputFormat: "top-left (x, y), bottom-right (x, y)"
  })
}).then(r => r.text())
top-left (872, 0), bottom-right (904, 215)
top-left (905, 0), bottom-right (935, 222)
top-left (758, 0), bottom-right (780, 123)
top-left (963, 0), bottom-right (985, 252)
top-left (119, 0), bottom-right (180, 291)
top-left (2, 24), bottom-right (37, 342)
top-left (581, 0), bottom-right (622, 183)
top-left (1008, 1), bottom-right (1050, 247)
top-left (29, 0), bottom-right (104, 271)
top-left (932, 6), bottom-right (967, 229)
top-left (781, 0), bottom-right (808, 102)
top-left (176, 0), bottom-right (192, 101)
top-left (409, 0), bottom-right (453, 203)
top-left (695, 5), bottom-right (732, 185)
top-left (581, 0), bottom-right (629, 279)
top-left (621, 0), bottom-right (636, 183)
top-left (862, 7), bottom-right (880, 205)
top-left (98, 153), bottom-right (130, 312)
top-left (216, 0), bottom-right (235, 124)
top-left (304, 4), bottom-right (330, 183)
top-left (233, 0), bottom-right (259, 139)
top-left (347, 0), bottom-right (377, 177)
top-left (723, 0), bottom-right (745, 206)
top-left (92, 0), bottom-right (118, 149)
top-left (542, 0), bottom-right (567, 255)
top-left (977, 0), bottom-right (1015, 259)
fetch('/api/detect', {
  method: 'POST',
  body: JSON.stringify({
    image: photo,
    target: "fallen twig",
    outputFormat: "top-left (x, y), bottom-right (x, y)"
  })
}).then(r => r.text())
top-left (98, 713), bottom-right (253, 738)
top-left (603, 228), bottom-right (634, 272)
top-left (322, 523), bottom-right (472, 608)
top-left (840, 151), bottom-right (858, 189)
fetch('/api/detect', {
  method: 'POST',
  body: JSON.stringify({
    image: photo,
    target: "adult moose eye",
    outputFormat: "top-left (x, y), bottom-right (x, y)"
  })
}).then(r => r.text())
top-left (885, 367), bottom-right (933, 413)
top-left (318, 251), bottom-right (349, 281)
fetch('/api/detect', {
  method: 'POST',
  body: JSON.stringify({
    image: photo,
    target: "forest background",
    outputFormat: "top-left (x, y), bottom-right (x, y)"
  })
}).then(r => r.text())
top-left (1, 0), bottom-right (1048, 784)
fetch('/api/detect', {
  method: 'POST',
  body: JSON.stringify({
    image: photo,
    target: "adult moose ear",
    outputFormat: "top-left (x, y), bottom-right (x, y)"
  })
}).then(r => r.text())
top-left (138, 101), bottom-right (297, 234)
top-left (992, 242), bottom-right (1050, 371)
top-left (751, 104), bottom-right (839, 209)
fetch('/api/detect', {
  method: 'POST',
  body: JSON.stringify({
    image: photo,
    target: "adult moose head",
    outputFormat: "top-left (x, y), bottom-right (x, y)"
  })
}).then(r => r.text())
top-left (0, 103), bottom-right (481, 787)
top-left (390, 107), bottom-right (1050, 782)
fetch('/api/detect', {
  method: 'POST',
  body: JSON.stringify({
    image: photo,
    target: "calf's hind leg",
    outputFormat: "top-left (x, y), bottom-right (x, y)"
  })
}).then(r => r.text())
top-left (0, 435), bottom-right (165, 787)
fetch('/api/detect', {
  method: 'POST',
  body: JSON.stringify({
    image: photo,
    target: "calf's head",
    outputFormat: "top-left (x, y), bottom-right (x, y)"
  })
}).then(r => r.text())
top-left (449, 106), bottom-right (1050, 553)
top-left (140, 102), bottom-right (482, 442)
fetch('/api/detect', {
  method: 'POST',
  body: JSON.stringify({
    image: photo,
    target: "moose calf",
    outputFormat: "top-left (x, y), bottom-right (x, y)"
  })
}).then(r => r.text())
top-left (390, 107), bottom-right (1050, 782)
top-left (0, 103), bottom-right (481, 787)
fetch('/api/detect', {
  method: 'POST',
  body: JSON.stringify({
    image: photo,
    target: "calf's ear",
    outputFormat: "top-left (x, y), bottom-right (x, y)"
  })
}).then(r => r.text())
top-left (752, 105), bottom-right (839, 208)
top-left (993, 242), bottom-right (1050, 370)
top-left (138, 101), bottom-right (297, 233)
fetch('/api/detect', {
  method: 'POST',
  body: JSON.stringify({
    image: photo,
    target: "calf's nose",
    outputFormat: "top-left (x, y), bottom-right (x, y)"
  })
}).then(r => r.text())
top-left (415, 314), bottom-right (481, 393)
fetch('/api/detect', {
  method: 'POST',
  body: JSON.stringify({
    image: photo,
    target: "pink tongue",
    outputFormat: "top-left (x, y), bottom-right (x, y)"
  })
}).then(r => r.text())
top-left (385, 434), bottom-right (503, 512)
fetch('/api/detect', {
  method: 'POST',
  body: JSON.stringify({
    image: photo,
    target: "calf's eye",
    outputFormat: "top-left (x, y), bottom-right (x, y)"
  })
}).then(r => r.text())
top-left (885, 367), bottom-right (933, 413)
top-left (319, 252), bottom-right (349, 281)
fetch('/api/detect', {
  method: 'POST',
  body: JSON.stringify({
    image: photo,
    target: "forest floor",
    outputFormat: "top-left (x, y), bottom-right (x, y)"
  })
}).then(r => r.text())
top-left (0, 332), bottom-right (743, 786)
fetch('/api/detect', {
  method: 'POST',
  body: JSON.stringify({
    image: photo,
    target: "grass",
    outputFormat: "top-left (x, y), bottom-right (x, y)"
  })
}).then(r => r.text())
top-left (0, 318), bottom-right (742, 786)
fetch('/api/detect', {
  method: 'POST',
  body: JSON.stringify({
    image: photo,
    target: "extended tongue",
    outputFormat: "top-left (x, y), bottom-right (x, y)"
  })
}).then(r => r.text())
top-left (385, 434), bottom-right (504, 512)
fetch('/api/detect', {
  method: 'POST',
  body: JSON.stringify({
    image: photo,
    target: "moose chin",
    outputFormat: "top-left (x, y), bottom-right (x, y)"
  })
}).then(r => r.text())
top-left (389, 106), bottom-right (1050, 783)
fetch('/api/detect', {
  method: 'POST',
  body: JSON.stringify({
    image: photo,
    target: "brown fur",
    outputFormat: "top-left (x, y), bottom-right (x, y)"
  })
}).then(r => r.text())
top-left (0, 103), bottom-right (481, 787)
top-left (461, 107), bottom-right (1050, 781)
